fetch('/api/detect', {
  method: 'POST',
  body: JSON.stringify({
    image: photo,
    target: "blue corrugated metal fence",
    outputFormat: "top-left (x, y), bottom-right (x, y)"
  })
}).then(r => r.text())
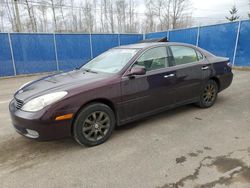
top-left (0, 33), bottom-right (143, 77)
top-left (146, 20), bottom-right (250, 67)
top-left (0, 20), bottom-right (249, 77)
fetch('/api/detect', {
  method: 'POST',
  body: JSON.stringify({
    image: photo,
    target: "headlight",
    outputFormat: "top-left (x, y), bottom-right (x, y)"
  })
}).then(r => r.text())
top-left (21, 91), bottom-right (68, 112)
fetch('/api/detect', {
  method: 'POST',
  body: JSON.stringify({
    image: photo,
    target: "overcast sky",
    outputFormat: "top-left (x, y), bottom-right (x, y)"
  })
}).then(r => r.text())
top-left (136, 0), bottom-right (249, 26)
top-left (192, 0), bottom-right (249, 24)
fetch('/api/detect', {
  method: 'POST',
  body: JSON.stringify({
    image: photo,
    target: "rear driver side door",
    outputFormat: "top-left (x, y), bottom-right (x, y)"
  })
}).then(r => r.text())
top-left (168, 45), bottom-right (205, 104)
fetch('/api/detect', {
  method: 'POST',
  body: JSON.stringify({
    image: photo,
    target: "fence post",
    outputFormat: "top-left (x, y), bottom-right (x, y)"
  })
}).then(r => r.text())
top-left (89, 32), bottom-right (93, 59)
top-left (118, 33), bottom-right (121, 46)
top-left (167, 30), bottom-right (170, 40)
top-left (232, 20), bottom-right (241, 67)
top-left (143, 32), bottom-right (146, 40)
top-left (196, 26), bottom-right (200, 46)
top-left (8, 33), bottom-right (17, 76)
top-left (53, 33), bottom-right (59, 71)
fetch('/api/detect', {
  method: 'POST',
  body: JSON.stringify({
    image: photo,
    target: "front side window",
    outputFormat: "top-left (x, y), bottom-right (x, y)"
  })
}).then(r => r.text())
top-left (169, 46), bottom-right (198, 66)
top-left (82, 48), bottom-right (139, 73)
top-left (134, 46), bottom-right (168, 71)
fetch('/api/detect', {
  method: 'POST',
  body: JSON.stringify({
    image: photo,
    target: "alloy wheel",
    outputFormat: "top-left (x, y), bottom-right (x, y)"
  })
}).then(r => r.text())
top-left (203, 84), bottom-right (216, 105)
top-left (82, 111), bottom-right (110, 142)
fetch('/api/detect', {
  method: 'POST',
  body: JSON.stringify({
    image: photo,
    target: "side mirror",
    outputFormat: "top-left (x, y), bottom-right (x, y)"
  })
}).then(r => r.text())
top-left (126, 65), bottom-right (146, 76)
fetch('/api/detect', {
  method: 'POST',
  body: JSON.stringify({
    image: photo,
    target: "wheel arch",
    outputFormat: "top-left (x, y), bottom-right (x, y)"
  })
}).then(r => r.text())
top-left (210, 77), bottom-right (220, 91)
top-left (71, 98), bottom-right (117, 135)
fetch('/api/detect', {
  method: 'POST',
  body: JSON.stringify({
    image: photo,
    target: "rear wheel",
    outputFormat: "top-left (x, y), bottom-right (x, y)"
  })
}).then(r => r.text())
top-left (73, 103), bottom-right (115, 146)
top-left (197, 80), bottom-right (218, 108)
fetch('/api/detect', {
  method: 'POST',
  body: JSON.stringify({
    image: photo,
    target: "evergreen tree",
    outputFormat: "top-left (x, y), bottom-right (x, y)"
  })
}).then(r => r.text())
top-left (249, 0), bottom-right (250, 19)
top-left (226, 5), bottom-right (240, 21)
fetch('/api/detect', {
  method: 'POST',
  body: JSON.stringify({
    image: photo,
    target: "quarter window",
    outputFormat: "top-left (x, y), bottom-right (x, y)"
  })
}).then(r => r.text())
top-left (196, 50), bottom-right (203, 61)
top-left (134, 47), bottom-right (168, 71)
top-left (169, 46), bottom-right (199, 66)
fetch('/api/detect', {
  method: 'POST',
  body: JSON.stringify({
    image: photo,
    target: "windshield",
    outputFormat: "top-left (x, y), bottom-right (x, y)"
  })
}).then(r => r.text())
top-left (81, 48), bottom-right (139, 73)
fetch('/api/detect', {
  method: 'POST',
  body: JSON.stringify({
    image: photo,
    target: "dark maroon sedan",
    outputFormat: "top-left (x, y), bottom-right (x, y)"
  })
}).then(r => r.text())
top-left (9, 42), bottom-right (233, 146)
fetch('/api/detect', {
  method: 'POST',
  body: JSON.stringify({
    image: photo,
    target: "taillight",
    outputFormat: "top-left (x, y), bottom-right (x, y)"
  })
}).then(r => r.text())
top-left (224, 61), bottom-right (232, 72)
top-left (226, 61), bottom-right (232, 67)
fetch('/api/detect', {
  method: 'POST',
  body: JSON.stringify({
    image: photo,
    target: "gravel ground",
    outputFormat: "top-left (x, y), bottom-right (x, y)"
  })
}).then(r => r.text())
top-left (0, 70), bottom-right (250, 188)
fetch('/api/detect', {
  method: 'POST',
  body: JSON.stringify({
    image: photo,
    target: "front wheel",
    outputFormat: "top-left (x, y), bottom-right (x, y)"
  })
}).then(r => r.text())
top-left (73, 103), bottom-right (115, 146)
top-left (197, 80), bottom-right (218, 108)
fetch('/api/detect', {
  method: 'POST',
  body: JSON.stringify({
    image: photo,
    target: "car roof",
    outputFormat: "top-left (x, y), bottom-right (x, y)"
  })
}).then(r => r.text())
top-left (114, 42), bottom-right (215, 58)
top-left (115, 42), bottom-right (197, 50)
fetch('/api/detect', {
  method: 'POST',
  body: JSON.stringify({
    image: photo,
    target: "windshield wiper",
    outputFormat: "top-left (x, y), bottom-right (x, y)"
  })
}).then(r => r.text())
top-left (82, 68), bottom-right (98, 74)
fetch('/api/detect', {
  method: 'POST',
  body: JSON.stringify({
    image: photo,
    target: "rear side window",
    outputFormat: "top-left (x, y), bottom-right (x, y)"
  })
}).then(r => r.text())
top-left (135, 47), bottom-right (168, 71)
top-left (169, 46), bottom-right (198, 66)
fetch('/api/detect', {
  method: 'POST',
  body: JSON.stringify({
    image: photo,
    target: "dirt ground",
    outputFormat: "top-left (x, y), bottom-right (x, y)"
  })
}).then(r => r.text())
top-left (0, 70), bottom-right (250, 188)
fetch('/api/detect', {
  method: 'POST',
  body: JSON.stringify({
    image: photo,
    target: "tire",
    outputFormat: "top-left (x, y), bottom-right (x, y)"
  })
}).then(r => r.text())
top-left (73, 103), bottom-right (115, 147)
top-left (196, 79), bottom-right (218, 108)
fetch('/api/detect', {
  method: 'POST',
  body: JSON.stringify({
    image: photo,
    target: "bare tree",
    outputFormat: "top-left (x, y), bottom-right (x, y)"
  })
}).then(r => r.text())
top-left (81, 1), bottom-right (94, 33)
top-left (144, 0), bottom-right (192, 31)
top-left (144, 0), bottom-right (156, 32)
top-left (103, 0), bottom-right (109, 32)
top-left (5, 0), bottom-right (18, 32)
top-left (24, 0), bottom-right (37, 32)
top-left (108, 1), bottom-right (115, 33)
top-left (14, 0), bottom-right (22, 32)
top-left (115, 0), bottom-right (127, 33)
top-left (70, 0), bottom-right (77, 32)
top-left (93, 0), bottom-right (98, 32)
top-left (0, 0), bottom-right (193, 33)
top-left (0, 7), bottom-right (5, 32)
top-left (127, 0), bottom-right (137, 32)
top-left (153, 0), bottom-right (164, 30)
top-left (48, 0), bottom-right (58, 31)
top-left (171, 0), bottom-right (190, 29)
top-left (177, 14), bottom-right (192, 28)
top-left (37, 1), bottom-right (48, 32)
top-left (152, 0), bottom-right (171, 30)
top-left (58, 0), bottom-right (67, 31)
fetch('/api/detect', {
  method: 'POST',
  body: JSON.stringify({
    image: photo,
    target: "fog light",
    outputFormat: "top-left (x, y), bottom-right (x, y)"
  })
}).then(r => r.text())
top-left (26, 129), bottom-right (39, 138)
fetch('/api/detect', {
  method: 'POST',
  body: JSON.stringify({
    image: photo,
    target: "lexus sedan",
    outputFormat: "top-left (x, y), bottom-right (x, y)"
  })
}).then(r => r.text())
top-left (9, 42), bottom-right (233, 146)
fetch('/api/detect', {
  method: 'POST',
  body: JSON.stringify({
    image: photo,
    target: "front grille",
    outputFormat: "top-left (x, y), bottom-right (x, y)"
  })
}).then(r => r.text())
top-left (15, 99), bottom-right (24, 109)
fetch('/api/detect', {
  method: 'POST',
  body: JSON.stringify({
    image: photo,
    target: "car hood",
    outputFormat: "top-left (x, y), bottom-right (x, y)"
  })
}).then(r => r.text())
top-left (14, 70), bottom-right (113, 101)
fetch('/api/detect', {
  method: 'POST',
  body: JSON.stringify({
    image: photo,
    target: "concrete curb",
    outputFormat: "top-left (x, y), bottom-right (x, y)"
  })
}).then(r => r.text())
top-left (0, 71), bottom-right (60, 80)
top-left (233, 66), bottom-right (250, 71)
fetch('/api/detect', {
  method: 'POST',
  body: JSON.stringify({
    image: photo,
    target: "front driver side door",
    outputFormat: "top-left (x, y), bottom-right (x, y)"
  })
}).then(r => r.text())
top-left (119, 46), bottom-right (177, 123)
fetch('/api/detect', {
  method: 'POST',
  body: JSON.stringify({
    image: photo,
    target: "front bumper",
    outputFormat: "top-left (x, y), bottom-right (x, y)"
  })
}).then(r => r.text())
top-left (9, 100), bottom-right (72, 141)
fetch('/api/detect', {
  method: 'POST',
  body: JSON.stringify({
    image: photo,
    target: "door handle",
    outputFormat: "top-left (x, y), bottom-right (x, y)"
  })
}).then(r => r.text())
top-left (164, 73), bottom-right (175, 78)
top-left (202, 66), bottom-right (209, 70)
